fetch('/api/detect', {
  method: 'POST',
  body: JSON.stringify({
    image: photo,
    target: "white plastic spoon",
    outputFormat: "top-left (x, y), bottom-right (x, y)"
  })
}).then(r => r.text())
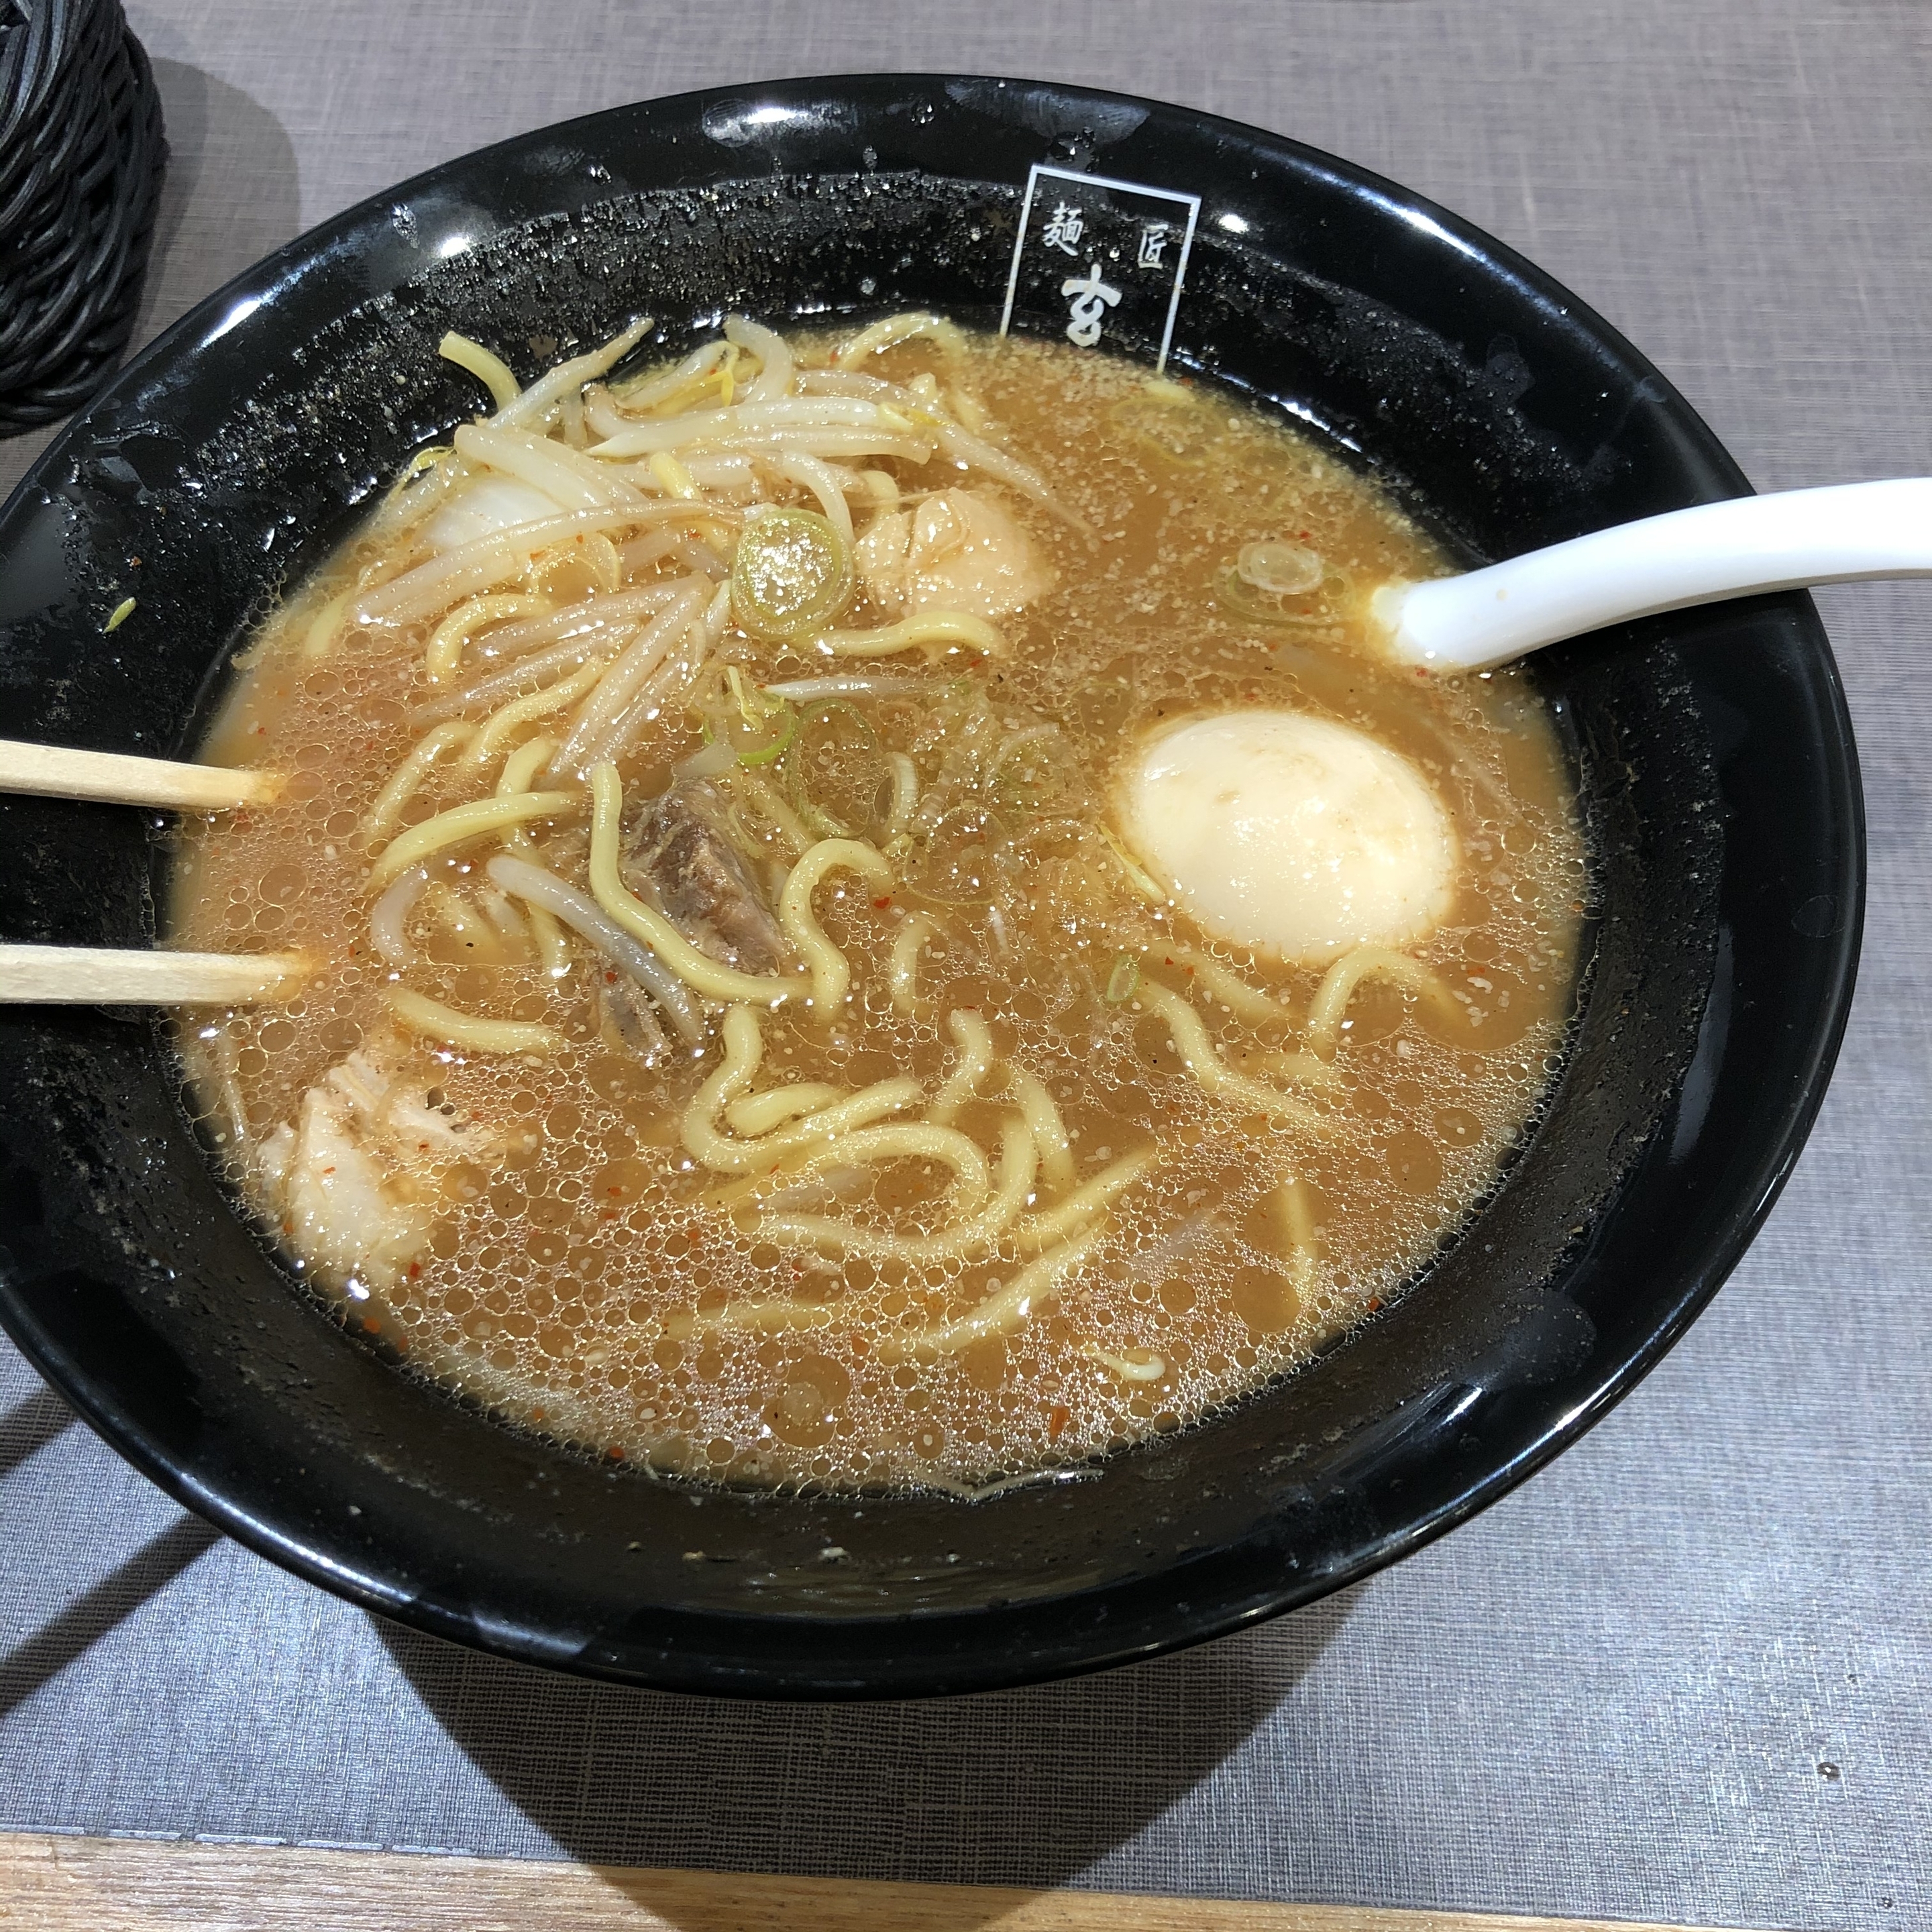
top-left (1371, 477), bottom-right (1932, 672)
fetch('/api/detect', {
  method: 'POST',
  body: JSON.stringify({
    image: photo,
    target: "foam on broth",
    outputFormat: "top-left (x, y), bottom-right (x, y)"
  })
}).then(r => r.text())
top-left (172, 325), bottom-right (1585, 1491)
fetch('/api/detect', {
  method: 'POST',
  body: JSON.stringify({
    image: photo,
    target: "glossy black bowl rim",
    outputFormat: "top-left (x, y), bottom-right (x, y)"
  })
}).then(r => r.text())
top-left (0, 74), bottom-right (1864, 1697)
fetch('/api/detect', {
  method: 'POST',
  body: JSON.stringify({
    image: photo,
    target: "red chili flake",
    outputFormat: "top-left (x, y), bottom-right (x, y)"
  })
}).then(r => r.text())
top-left (872, 896), bottom-right (892, 909)
top-left (531, 1409), bottom-right (546, 1424)
top-left (1046, 1404), bottom-right (1071, 1440)
top-left (360, 1316), bottom-right (381, 1334)
top-left (407, 1262), bottom-right (422, 1280)
top-left (1366, 1297), bottom-right (1384, 1313)
top-left (604, 969), bottom-right (618, 983)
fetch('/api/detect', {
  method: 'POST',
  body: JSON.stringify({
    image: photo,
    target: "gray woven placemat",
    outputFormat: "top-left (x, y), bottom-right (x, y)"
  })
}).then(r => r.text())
top-left (3, 3), bottom-right (1929, 1927)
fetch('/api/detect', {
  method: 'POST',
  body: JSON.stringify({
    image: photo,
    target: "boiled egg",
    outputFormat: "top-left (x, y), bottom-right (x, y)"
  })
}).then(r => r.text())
top-left (1115, 710), bottom-right (1458, 965)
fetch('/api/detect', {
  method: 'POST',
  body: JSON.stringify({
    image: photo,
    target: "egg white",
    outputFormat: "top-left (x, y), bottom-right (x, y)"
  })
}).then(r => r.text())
top-left (1115, 709), bottom-right (1459, 965)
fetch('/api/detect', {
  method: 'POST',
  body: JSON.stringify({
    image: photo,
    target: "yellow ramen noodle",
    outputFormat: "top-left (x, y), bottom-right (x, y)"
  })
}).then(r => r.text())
top-left (172, 315), bottom-right (1587, 1492)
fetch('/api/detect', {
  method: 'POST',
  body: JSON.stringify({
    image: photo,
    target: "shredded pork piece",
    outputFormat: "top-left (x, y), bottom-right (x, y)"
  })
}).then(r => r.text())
top-left (620, 778), bottom-right (788, 975)
top-left (855, 488), bottom-right (1055, 620)
top-left (254, 1032), bottom-right (521, 1294)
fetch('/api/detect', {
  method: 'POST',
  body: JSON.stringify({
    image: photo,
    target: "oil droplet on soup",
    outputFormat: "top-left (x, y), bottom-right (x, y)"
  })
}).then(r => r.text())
top-left (172, 320), bottom-right (1586, 1492)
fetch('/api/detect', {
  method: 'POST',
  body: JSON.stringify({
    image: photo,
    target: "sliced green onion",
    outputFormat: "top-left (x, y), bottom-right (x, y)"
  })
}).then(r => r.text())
top-left (1105, 953), bottom-right (1140, 1003)
top-left (737, 704), bottom-right (797, 768)
top-left (731, 507), bottom-right (853, 641)
top-left (784, 697), bottom-right (882, 839)
top-left (1214, 562), bottom-right (1345, 628)
top-left (725, 664), bottom-right (778, 731)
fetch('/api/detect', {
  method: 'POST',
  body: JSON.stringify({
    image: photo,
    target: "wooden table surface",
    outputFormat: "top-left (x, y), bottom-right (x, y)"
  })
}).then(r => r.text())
top-left (0, 1835), bottom-right (1743, 1932)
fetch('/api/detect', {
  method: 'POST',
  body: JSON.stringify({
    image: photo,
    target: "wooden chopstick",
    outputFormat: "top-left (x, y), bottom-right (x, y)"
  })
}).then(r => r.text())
top-left (0, 739), bottom-right (281, 812)
top-left (0, 945), bottom-right (310, 1004)
top-left (0, 746), bottom-right (301, 1006)
top-left (0, 1831), bottom-right (1748, 1932)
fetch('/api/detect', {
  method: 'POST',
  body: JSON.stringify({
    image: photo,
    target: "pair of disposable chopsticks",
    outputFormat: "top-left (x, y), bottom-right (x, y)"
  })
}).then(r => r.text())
top-left (0, 739), bottom-right (307, 1006)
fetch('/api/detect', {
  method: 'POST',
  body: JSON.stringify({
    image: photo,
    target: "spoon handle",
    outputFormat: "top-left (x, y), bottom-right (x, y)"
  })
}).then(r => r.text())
top-left (1373, 477), bottom-right (1932, 672)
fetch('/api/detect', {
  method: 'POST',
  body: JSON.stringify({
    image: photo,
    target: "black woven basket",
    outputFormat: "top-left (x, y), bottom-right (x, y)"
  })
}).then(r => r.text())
top-left (0, 0), bottom-right (166, 435)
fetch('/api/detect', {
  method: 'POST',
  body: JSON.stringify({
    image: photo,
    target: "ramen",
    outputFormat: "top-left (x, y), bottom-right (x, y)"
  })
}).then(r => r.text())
top-left (172, 312), bottom-right (1586, 1492)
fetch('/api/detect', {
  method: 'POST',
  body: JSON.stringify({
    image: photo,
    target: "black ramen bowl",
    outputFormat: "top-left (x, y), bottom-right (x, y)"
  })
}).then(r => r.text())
top-left (0, 76), bottom-right (1862, 1698)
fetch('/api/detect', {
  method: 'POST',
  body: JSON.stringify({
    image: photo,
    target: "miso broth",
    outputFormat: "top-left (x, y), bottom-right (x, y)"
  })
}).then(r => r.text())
top-left (172, 317), bottom-right (1586, 1491)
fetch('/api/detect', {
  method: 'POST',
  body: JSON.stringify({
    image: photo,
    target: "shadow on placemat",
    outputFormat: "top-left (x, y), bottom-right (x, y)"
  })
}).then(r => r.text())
top-left (139, 54), bottom-right (301, 307)
top-left (0, 1385), bottom-right (74, 1483)
top-left (377, 1588), bottom-right (1357, 1898)
top-left (0, 1513), bottom-right (218, 1722)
